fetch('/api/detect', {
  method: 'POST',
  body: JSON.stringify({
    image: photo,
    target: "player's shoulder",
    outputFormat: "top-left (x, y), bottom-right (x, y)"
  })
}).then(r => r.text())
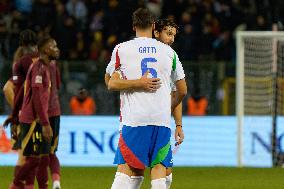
top-left (20, 53), bottom-right (36, 61)
top-left (17, 54), bottom-right (32, 65)
top-left (32, 59), bottom-right (48, 72)
top-left (153, 39), bottom-right (176, 58)
top-left (156, 40), bottom-right (173, 51)
top-left (115, 38), bottom-right (137, 49)
top-left (113, 40), bottom-right (132, 49)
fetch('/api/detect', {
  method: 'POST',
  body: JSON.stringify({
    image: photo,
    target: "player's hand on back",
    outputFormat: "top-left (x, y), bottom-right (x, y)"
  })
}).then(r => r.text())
top-left (139, 70), bottom-right (161, 92)
top-left (42, 125), bottom-right (53, 143)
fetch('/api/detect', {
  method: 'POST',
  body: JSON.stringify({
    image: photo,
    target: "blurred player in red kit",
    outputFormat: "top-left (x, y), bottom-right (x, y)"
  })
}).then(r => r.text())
top-left (46, 46), bottom-right (62, 189)
top-left (9, 37), bottom-right (59, 189)
top-left (3, 29), bottom-right (38, 189)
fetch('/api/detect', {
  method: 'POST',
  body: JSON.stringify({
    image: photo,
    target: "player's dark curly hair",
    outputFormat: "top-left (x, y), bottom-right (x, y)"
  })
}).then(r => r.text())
top-left (155, 18), bottom-right (179, 33)
top-left (132, 8), bottom-right (155, 29)
top-left (19, 29), bottom-right (37, 46)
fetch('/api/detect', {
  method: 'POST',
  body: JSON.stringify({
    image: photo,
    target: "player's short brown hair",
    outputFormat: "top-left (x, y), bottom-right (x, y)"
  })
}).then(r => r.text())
top-left (155, 18), bottom-right (179, 33)
top-left (132, 8), bottom-right (155, 29)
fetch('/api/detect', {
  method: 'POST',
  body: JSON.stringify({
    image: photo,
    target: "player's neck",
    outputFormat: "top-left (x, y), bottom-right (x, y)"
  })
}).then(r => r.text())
top-left (136, 30), bottom-right (152, 38)
top-left (40, 53), bottom-right (50, 65)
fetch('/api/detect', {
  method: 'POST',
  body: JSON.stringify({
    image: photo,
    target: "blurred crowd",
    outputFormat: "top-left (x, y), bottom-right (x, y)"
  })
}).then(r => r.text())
top-left (1, 0), bottom-right (284, 115)
top-left (0, 0), bottom-right (283, 63)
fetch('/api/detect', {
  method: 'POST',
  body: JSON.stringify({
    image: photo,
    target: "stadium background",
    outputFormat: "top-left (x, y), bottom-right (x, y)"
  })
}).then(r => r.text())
top-left (1, 0), bottom-right (284, 115)
top-left (1, 0), bottom-right (284, 188)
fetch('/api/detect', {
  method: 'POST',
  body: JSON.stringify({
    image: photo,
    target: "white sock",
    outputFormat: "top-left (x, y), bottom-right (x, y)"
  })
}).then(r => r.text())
top-left (166, 173), bottom-right (172, 189)
top-left (151, 178), bottom-right (166, 189)
top-left (130, 176), bottom-right (144, 189)
top-left (111, 172), bottom-right (131, 189)
top-left (52, 180), bottom-right (61, 189)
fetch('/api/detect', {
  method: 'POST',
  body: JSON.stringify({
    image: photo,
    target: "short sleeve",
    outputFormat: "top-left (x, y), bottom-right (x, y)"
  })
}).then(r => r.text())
top-left (12, 62), bottom-right (20, 85)
top-left (171, 52), bottom-right (185, 83)
top-left (31, 67), bottom-right (44, 88)
top-left (106, 62), bottom-right (115, 75)
top-left (106, 45), bottom-right (120, 75)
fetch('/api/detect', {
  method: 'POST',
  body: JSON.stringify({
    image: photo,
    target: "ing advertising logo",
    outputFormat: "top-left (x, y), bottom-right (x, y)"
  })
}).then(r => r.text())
top-left (0, 125), bottom-right (12, 153)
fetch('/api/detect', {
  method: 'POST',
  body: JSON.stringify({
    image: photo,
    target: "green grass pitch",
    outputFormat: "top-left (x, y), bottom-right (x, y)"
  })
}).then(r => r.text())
top-left (1, 166), bottom-right (284, 189)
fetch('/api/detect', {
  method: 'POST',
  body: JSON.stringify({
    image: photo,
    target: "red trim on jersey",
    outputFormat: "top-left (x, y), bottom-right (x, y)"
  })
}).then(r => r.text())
top-left (119, 134), bottom-right (145, 169)
top-left (115, 47), bottom-right (121, 70)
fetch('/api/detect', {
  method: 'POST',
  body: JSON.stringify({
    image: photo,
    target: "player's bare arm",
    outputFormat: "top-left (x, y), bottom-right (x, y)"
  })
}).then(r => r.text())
top-left (105, 73), bottom-right (111, 87)
top-left (3, 80), bottom-right (15, 108)
top-left (172, 91), bottom-right (182, 126)
top-left (108, 70), bottom-right (161, 91)
top-left (171, 79), bottom-right (187, 145)
top-left (172, 79), bottom-right (187, 110)
top-left (172, 91), bottom-right (184, 145)
top-left (172, 91), bottom-right (184, 144)
top-left (2, 80), bottom-right (16, 129)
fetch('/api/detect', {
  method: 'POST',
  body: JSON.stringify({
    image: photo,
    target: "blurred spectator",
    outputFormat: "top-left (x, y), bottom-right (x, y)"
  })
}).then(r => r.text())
top-left (1, 0), bottom-right (284, 115)
top-left (213, 30), bottom-right (234, 61)
top-left (0, 17), bottom-right (8, 60)
top-left (0, 0), bottom-right (280, 62)
top-left (177, 24), bottom-right (198, 60)
top-left (103, 0), bottom-right (121, 37)
top-left (51, 2), bottom-right (67, 56)
top-left (70, 88), bottom-right (96, 115)
top-left (86, 0), bottom-right (103, 15)
top-left (89, 31), bottom-right (103, 61)
top-left (65, 0), bottom-right (87, 30)
top-left (187, 88), bottom-right (208, 116)
top-left (253, 15), bottom-right (268, 30)
top-left (146, 0), bottom-right (162, 18)
top-left (0, 0), bottom-right (11, 14)
top-left (75, 31), bottom-right (88, 59)
top-left (60, 16), bottom-right (77, 59)
top-left (198, 14), bottom-right (215, 59)
top-left (32, 0), bottom-right (56, 31)
top-left (89, 10), bottom-right (104, 33)
top-left (14, 0), bottom-right (33, 14)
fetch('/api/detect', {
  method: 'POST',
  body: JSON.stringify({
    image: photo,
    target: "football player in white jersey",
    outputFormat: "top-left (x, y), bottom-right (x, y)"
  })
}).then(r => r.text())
top-left (153, 18), bottom-right (181, 189)
top-left (105, 18), bottom-right (182, 189)
top-left (108, 8), bottom-right (187, 189)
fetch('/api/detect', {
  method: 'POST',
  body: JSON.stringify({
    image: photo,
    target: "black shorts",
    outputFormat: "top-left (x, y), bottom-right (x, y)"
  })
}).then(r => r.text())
top-left (19, 122), bottom-right (51, 156)
top-left (49, 116), bottom-right (60, 153)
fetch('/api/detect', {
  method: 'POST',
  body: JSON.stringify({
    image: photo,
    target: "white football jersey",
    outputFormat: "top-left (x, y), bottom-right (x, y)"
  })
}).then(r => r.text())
top-left (107, 37), bottom-right (185, 128)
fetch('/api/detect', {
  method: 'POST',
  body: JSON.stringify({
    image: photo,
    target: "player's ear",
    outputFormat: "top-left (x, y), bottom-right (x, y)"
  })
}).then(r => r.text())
top-left (152, 23), bottom-right (155, 31)
top-left (154, 30), bottom-right (159, 38)
top-left (45, 46), bottom-right (49, 53)
top-left (44, 47), bottom-right (50, 55)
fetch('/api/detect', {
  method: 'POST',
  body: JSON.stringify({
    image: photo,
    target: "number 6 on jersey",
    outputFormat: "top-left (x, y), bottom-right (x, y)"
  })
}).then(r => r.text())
top-left (141, 57), bottom-right (157, 78)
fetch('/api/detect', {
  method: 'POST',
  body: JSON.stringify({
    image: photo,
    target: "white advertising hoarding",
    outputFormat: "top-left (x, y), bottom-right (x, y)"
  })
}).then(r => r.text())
top-left (0, 116), bottom-right (283, 167)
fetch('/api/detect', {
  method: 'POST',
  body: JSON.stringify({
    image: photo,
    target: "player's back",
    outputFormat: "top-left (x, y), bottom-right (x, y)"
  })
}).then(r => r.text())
top-left (48, 60), bottom-right (61, 117)
top-left (117, 37), bottom-right (176, 128)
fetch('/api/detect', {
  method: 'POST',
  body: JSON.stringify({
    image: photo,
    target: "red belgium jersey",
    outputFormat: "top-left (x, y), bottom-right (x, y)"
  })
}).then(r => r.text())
top-left (19, 59), bottom-right (51, 126)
